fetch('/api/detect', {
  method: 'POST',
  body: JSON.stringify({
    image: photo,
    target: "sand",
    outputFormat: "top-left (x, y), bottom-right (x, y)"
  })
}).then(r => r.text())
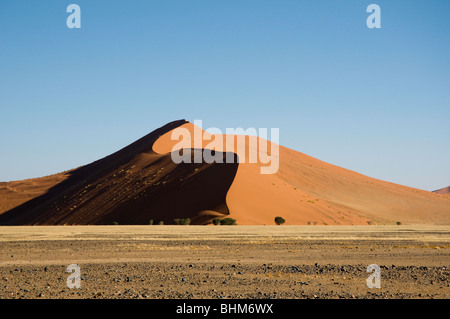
top-left (0, 225), bottom-right (448, 299)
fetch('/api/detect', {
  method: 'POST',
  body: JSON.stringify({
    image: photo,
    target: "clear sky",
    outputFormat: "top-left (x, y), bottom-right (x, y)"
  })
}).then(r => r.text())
top-left (0, 0), bottom-right (449, 191)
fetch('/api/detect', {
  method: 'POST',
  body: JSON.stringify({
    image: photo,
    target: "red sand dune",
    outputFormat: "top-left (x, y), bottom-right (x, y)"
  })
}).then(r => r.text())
top-left (0, 120), bottom-right (237, 225)
top-left (1, 120), bottom-right (449, 225)
top-left (154, 122), bottom-right (450, 225)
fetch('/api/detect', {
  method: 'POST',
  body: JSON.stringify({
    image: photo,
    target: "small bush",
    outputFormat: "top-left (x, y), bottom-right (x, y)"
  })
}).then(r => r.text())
top-left (212, 218), bottom-right (221, 225)
top-left (174, 218), bottom-right (191, 225)
top-left (220, 218), bottom-right (237, 225)
top-left (149, 219), bottom-right (154, 225)
top-left (158, 221), bottom-right (164, 225)
top-left (179, 218), bottom-right (191, 225)
top-left (112, 221), bottom-right (119, 225)
top-left (274, 216), bottom-right (285, 225)
top-left (396, 221), bottom-right (401, 225)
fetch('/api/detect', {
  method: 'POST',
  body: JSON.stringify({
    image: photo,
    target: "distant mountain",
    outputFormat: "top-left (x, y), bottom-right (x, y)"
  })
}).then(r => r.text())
top-left (433, 186), bottom-right (450, 195)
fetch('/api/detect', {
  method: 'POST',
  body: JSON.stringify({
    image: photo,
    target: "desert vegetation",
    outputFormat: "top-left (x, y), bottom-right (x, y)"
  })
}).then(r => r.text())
top-left (211, 217), bottom-right (237, 225)
top-left (173, 218), bottom-right (191, 225)
top-left (274, 216), bottom-right (286, 225)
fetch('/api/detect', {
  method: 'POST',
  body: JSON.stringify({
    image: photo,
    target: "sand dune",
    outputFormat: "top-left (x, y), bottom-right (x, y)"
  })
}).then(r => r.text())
top-left (0, 120), bottom-right (449, 225)
top-left (0, 173), bottom-right (70, 216)
top-left (434, 186), bottom-right (450, 196)
top-left (0, 120), bottom-right (237, 225)
top-left (154, 122), bottom-right (450, 225)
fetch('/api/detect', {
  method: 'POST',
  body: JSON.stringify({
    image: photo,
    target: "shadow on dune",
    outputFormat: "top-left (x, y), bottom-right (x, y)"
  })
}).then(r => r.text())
top-left (0, 120), bottom-right (239, 225)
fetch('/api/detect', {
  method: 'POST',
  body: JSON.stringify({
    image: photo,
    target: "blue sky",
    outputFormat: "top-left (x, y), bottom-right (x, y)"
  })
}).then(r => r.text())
top-left (0, 0), bottom-right (449, 191)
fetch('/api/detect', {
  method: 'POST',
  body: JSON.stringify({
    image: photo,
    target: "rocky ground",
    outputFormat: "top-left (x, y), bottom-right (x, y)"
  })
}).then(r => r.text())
top-left (0, 226), bottom-right (448, 299)
top-left (0, 262), bottom-right (449, 299)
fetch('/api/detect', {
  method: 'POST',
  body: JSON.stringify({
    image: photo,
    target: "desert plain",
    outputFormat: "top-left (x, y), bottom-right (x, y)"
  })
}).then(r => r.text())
top-left (0, 225), bottom-right (448, 299)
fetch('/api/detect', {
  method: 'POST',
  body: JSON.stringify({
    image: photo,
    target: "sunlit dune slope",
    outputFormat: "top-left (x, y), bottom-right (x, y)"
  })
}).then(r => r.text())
top-left (154, 122), bottom-right (450, 225)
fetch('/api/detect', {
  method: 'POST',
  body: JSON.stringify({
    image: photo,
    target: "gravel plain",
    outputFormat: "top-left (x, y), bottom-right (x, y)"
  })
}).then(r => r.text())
top-left (0, 225), bottom-right (449, 299)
